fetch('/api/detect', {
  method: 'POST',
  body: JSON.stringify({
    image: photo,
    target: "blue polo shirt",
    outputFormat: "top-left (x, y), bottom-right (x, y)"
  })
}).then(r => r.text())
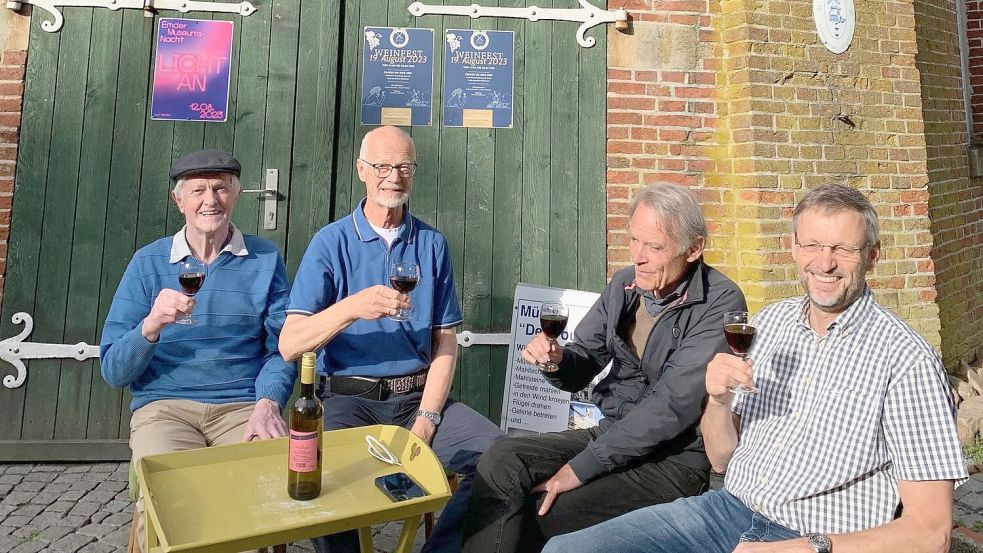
top-left (287, 199), bottom-right (463, 377)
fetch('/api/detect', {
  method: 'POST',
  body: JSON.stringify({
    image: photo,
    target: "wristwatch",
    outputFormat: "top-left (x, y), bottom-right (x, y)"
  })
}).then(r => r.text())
top-left (415, 408), bottom-right (442, 427)
top-left (806, 533), bottom-right (832, 553)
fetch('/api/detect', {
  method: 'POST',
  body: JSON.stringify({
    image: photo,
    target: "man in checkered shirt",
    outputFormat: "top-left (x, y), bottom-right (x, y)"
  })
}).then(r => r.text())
top-left (543, 183), bottom-right (967, 553)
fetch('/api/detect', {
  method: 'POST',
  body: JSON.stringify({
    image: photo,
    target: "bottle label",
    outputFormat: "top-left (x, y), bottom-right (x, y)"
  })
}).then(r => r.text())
top-left (288, 430), bottom-right (319, 472)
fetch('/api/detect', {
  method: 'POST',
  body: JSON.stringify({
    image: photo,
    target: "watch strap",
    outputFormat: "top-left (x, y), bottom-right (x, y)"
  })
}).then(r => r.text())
top-left (416, 408), bottom-right (442, 427)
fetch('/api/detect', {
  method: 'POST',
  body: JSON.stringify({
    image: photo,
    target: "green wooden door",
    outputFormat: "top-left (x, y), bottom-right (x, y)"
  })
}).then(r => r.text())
top-left (0, 0), bottom-right (606, 461)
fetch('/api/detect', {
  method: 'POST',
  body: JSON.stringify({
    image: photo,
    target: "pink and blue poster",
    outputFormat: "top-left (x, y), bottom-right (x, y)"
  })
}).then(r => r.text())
top-left (151, 18), bottom-right (234, 122)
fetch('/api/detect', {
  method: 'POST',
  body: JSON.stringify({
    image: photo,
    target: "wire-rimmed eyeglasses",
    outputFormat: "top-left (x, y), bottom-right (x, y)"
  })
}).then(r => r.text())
top-left (794, 240), bottom-right (869, 261)
top-left (359, 158), bottom-right (418, 178)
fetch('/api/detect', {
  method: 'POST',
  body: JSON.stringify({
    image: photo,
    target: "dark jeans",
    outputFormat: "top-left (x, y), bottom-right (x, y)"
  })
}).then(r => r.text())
top-left (311, 390), bottom-right (503, 553)
top-left (461, 428), bottom-right (708, 553)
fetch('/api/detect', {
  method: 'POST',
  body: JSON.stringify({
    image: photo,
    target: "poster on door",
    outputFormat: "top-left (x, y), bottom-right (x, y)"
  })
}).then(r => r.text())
top-left (151, 18), bottom-right (234, 122)
top-left (500, 284), bottom-right (601, 434)
top-left (361, 27), bottom-right (435, 127)
top-left (443, 29), bottom-right (514, 128)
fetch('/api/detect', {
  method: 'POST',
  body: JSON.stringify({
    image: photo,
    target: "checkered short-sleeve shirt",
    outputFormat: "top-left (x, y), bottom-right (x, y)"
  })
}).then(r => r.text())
top-left (725, 288), bottom-right (967, 535)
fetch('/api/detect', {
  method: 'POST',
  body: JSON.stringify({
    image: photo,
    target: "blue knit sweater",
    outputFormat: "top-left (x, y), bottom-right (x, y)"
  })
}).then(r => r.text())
top-left (99, 234), bottom-right (295, 412)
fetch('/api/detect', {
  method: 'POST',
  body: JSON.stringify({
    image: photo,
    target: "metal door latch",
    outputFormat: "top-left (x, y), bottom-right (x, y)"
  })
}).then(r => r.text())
top-left (241, 168), bottom-right (279, 230)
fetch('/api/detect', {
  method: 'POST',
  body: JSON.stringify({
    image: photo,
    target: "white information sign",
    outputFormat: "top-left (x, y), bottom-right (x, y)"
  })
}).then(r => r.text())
top-left (499, 283), bottom-right (600, 434)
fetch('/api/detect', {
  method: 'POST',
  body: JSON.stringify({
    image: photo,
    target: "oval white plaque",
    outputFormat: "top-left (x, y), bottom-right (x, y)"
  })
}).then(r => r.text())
top-left (813, 0), bottom-right (855, 54)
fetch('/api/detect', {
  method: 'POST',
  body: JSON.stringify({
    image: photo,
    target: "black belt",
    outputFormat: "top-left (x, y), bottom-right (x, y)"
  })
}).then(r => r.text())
top-left (326, 369), bottom-right (428, 401)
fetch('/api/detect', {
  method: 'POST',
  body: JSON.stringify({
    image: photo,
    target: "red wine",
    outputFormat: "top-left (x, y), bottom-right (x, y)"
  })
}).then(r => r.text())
top-left (540, 314), bottom-right (569, 340)
top-left (724, 323), bottom-right (756, 356)
top-left (390, 275), bottom-right (419, 293)
top-left (178, 272), bottom-right (205, 295)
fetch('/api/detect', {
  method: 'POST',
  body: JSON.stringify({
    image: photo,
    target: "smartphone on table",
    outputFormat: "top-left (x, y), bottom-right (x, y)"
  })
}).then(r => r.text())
top-left (375, 472), bottom-right (428, 502)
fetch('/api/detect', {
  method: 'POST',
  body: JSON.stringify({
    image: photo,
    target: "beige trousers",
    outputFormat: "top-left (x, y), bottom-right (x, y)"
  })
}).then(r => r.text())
top-left (130, 399), bottom-right (255, 553)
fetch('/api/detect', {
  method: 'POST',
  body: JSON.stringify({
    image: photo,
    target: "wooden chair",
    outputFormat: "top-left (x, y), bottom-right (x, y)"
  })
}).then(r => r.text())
top-left (424, 471), bottom-right (460, 538)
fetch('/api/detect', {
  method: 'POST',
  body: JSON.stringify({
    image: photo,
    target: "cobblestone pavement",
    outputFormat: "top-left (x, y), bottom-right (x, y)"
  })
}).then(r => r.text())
top-left (0, 463), bottom-right (423, 553)
top-left (4, 462), bottom-right (983, 552)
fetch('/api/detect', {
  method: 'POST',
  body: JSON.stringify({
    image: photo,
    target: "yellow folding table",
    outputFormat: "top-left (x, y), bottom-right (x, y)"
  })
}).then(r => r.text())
top-left (135, 424), bottom-right (451, 553)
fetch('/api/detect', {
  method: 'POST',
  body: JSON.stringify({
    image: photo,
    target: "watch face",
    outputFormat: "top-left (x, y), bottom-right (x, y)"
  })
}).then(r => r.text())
top-left (808, 533), bottom-right (832, 552)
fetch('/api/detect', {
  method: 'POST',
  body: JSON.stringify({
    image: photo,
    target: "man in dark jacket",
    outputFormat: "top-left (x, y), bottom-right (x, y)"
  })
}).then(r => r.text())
top-left (460, 183), bottom-right (747, 553)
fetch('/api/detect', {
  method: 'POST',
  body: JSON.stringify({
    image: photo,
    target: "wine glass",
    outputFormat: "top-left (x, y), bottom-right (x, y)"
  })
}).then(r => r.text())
top-left (539, 303), bottom-right (569, 371)
top-left (724, 311), bottom-right (757, 394)
top-left (389, 262), bottom-right (420, 321)
top-left (176, 259), bottom-right (206, 325)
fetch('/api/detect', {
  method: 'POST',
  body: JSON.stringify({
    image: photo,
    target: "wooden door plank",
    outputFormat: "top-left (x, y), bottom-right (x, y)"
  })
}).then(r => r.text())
top-left (258, 0), bottom-right (300, 248)
top-left (287, 0), bottom-right (341, 272)
top-left (167, 122), bottom-right (206, 235)
top-left (401, 0), bottom-right (438, 228)
top-left (519, 0), bottom-right (552, 286)
top-left (577, 29), bottom-right (606, 292)
top-left (488, 0), bottom-right (526, 424)
top-left (230, 2), bottom-right (272, 236)
top-left (93, 9), bottom-right (155, 441)
top-left (0, 9), bottom-right (62, 441)
top-left (23, 9), bottom-right (92, 441)
top-left (61, 7), bottom-right (122, 441)
top-left (548, 19), bottom-right (579, 291)
top-left (203, 12), bottom-right (240, 153)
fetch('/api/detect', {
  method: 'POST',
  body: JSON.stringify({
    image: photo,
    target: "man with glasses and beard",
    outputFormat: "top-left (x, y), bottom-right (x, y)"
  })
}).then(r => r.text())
top-left (543, 183), bottom-right (967, 553)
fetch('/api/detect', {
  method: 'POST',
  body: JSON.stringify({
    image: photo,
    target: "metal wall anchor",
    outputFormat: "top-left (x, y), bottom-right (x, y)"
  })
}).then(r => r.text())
top-left (6, 0), bottom-right (257, 33)
top-left (407, 1), bottom-right (629, 48)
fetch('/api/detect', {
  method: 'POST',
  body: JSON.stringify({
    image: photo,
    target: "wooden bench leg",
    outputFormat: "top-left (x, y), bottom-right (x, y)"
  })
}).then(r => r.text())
top-left (127, 506), bottom-right (139, 553)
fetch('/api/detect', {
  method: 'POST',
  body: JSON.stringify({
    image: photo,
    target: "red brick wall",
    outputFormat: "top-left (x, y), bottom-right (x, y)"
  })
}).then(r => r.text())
top-left (0, 49), bottom-right (25, 308)
top-left (915, 0), bottom-right (983, 369)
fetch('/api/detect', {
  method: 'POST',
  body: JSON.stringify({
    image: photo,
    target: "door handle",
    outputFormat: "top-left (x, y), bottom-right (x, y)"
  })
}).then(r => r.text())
top-left (241, 168), bottom-right (279, 230)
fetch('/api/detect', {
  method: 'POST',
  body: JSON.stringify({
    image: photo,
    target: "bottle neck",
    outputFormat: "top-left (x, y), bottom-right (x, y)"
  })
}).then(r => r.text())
top-left (300, 381), bottom-right (315, 397)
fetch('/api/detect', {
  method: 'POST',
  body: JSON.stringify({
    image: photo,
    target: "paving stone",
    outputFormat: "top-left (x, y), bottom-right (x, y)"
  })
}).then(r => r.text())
top-left (68, 482), bottom-right (99, 493)
top-left (0, 483), bottom-right (13, 496)
top-left (81, 491), bottom-right (116, 504)
top-left (0, 534), bottom-right (23, 550)
top-left (90, 464), bottom-right (120, 473)
top-left (15, 481), bottom-right (47, 493)
top-left (2, 491), bottom-right (36, 506)
top-left (77, 542), bottom-right (116, 553)
top-left (30, 492), bottom-right (62, 506)
top-left (100, 512), bottom-right (132, 526)
top-left (81, 473), bottom-right (112, 485)
top-left (4, 515), bottom-right (33, 527)
top-left (12, 525), bottom-right (43, 539)
top-left (32, 466), bottom-right (67, 473)
top-left (59, 491), bottom-right (86, 502)
top-left (94, 481), bottom-right (126, 494)
top-left (100, 529), bottom-right (130, 548)
top-left (13, 504), bottom-right (46, 518)
top-left (62, 466), bottom-right (90, 474)
top-left (0, 474), bottom-right (23, 485)
top-left (22, 473), bottom-right (57, 484)
top-left (50, 533), bottom-right (95, 553)
top-left (113, 491), bottom-right (130, 502)
top-left (0, 500), bottom-right (17, 515)
top-left (103, 500), bottom-right (130, 514)
top-left (76, 524), bottom-right (114, 538)
top-left (44, 501), bottom-right (75, 514)
top-left (964, 478), bottom-right (983, 495)
top-left (37, 527), bottom-right (73, 543)
top-left (58, 516), bottom-right (90, 530)
top-left (0, 524), bottom-right (14, 535)
top-left (963, 493), bottom-right (983, 512)
top-left (4, 466), bottom-right (34, 475)
top-left (29, 512), bottom-right (67, 526)
top-left (11, 540), bottom-right (46, 553)
top-left (87, 512), bottom-right (110, 525)
top-left (41, 483), bottom-right (71, 494)
top-left (68, 502), bottom-right (101, 517)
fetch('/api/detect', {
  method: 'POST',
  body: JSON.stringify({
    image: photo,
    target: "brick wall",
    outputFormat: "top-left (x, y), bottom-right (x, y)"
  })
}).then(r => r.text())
top-left (607, 0), bottom-right (947, 351)
top-left (0, 49), bottom-right (25, 310)
top-left (966, 0), bottom-right (983, 142)
top-left (914, 0), bottom-right (983, 370)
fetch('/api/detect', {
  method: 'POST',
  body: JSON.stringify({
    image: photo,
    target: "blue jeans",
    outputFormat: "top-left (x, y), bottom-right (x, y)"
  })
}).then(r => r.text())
top-left (311, 390), bottom-right (503, 553)
top-left (542, 490), bottom-right (800, 553)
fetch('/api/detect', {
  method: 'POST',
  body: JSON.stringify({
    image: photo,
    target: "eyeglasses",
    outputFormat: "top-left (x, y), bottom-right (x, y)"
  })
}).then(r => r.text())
top-left (359, 158), bottom-right (418, 178)
top-left (795, 240), bottom-right (869, 261)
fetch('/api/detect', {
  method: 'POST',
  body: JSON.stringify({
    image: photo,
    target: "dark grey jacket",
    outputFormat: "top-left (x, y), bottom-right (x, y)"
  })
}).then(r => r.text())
top-left (545, 261), bottom-right (746, 482)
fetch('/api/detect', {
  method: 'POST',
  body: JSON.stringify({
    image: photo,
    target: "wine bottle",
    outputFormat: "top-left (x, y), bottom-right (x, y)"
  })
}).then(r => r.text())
top-left (288, 352), bottom-right (323, 500)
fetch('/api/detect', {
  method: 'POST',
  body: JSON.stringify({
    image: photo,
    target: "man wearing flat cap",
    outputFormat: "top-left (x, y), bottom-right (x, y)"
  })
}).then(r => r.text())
top-left (100, 150), bottom-right (294, 552)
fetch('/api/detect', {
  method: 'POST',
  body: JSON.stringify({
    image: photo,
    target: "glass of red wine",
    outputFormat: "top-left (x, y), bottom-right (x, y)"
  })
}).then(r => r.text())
top-left (724, 311), bottom-right (757, 394)
top-left (176, 259), bottom-right (206, 325)
top-left (389, 262), bottom-right (420, 321)
top-left (539, 303), bottom-right (569, 371)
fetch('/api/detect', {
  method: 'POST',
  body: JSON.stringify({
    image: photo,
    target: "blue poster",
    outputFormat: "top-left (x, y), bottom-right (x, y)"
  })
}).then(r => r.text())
top-left (151, 18), bottom-right (234, 122)
top-left (361, 27), bottom-right (434, 127)
top-left (443, 30), bottom-right (514, 128)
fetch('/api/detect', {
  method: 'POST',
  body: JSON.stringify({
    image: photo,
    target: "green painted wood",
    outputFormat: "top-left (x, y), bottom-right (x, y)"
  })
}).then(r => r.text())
top-left (0, 7), bottom-right (61, 441)
top-left (519, 0), bottom-right (553, 287)
top-left (203, 12), bottom-right (240, 153)
top-left (577, 25), bottom-right (607, 292)
top-left (0, 440), bottom-right (130, 462)
top-left (167, 122), bottom-right (207, 235)
top-left (64, 7), bottom-right (122, 442)
top-left (230, 2), bottom-right (272, 237)
top-left (488, 0), bottom-right (526, 424)
top-left (22, 8), bottom-right (94, 442)
top-left (92, 9), bottom-right (155, 442)
top-left (548, 19), bottom-right (579, 291)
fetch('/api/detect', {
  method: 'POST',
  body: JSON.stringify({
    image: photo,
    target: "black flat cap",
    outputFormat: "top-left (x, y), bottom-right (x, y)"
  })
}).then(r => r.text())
top-left (169, 150), bottom-right (241, 182)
